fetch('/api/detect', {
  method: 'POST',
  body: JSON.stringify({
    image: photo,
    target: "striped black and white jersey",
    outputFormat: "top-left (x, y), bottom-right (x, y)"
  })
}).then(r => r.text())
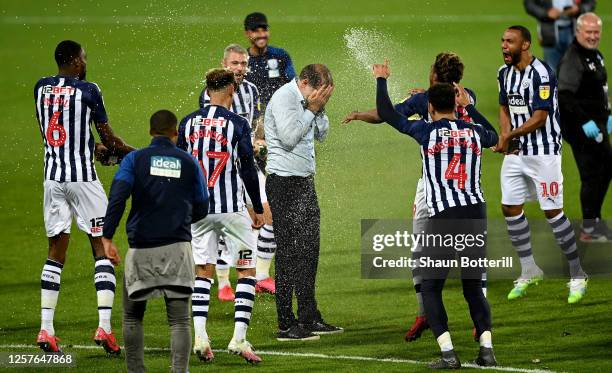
top-left (413, 118), bottom-right (498, 216)
top-left (177, 105), bottom-right (254, 214)
top-left (498, 58), bottom-right (562, 155)
top-left (34, 75), bottom-right (108, 182)
top-left (198, 79), bottom-right (261, 128)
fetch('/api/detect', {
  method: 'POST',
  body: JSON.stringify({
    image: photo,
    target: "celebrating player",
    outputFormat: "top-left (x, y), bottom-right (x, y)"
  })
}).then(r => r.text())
top-left (343, 52), bottom-right (487, 342)
top-left (496, 26), bottom-right (588, 303)
top-left (244, 12), bottom-right (296, 109)
top-left (199, 44), bottom-right (276, 300)
top-left (373, 59), bottom-right (498, 369)
top-left (34, 40), bottom-right (134, 354)
top-left (179, 68), bottom-right (265, 364)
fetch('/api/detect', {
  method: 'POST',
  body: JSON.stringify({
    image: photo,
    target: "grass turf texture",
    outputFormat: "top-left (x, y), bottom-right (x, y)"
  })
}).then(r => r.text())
top-left (1, 0), bottom-right (611, 371)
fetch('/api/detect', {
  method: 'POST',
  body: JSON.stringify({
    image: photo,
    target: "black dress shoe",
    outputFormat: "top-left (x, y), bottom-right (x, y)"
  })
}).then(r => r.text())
top-left (300, 320), bottom-right (344, 335)
top-left (428, 350), bottom-right (461, 369)
top-left (474, 346), bottom-right (497, 366)
top-left (277, 325), bottom-right (320, 341)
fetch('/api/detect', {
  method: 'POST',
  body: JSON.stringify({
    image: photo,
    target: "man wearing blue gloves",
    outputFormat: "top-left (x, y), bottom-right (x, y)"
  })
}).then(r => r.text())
top-left (559, 12), bottom-right (612, 241)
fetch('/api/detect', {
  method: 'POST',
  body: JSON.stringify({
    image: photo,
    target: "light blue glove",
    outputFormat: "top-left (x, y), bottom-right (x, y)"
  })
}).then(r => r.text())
top-left (582, 120), bottom-right (601, 139)
top-left (607, 115), bottom-right (612, 134)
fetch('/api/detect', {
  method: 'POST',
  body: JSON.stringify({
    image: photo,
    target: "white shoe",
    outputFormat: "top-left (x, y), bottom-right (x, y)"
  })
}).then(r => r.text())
top-left (567, 277), bottom-right (588, 304)
top-left (193, 336), bottom-right (214, 362)
top-left (228, 338), bottom-right (262, 364)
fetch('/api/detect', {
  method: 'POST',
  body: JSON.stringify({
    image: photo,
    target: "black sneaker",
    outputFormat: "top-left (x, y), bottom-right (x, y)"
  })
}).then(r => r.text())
top-left (277, 325), bottom-right (320, 341)
top-left (300, 320), bottom-right (344, 335)
top-left (580, 219), bottom-right (611, 242)
top-left (474, 346), bottom-right (497, 367)
top-left (428, 350), bottom-right (461, 369)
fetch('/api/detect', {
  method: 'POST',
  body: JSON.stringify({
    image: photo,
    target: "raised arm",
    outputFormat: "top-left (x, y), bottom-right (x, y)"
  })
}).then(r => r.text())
top-left (372, 60), bottom-right (429, 141)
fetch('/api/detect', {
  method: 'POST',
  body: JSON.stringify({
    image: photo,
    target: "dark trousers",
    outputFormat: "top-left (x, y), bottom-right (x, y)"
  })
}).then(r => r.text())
top-left (568, 136), bottom-right (612, 222)
top-left (123, 279), bottom-right (191, 373)
top-left (266, 173), bottom-right (322, 330)
top-left (420, 203), bottom-right (492, 339)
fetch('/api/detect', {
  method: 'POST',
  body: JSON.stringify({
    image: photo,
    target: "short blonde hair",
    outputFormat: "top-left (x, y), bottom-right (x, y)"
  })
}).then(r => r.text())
top-left (223, 44), bottom-right (248, 60)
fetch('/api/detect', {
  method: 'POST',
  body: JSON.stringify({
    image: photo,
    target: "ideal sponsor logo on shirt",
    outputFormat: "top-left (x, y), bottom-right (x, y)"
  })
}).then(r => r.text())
top-left (507, 94), bottom-right (526, 107)
top-left (507, 93), bottom-right (529, 115)
top-left (43, 85), bottom-right (76, 95)
top-left (150, 156), bottom-right (182, 178)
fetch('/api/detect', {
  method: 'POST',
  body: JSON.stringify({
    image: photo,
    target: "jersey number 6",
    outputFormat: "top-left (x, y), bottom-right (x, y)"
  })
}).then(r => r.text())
top-left (46, 111), bottom-right (66, 147)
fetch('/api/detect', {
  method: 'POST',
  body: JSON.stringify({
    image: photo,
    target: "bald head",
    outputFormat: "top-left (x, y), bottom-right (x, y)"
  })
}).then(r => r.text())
top-left (576, 12), bottom-right (602, 50)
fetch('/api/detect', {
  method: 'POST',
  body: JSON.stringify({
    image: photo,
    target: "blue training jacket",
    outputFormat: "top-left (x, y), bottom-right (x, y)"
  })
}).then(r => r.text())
top-left (103, 136), bottom-right (209, 248)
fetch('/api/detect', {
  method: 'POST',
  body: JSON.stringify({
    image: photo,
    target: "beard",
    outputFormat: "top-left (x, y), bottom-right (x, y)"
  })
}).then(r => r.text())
top-left (254, 37), bottom-right (268, 47)
top-left (505, 50), bottom-right (521, 66)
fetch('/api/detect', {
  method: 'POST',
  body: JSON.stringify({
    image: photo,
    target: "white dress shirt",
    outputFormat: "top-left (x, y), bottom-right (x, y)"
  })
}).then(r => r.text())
top-left (264, 79), bottom-right (329, 177)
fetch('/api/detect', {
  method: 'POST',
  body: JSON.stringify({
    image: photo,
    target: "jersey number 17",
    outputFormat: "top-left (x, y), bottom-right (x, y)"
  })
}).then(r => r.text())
top-left (193, 150), bottom-right (230, 188)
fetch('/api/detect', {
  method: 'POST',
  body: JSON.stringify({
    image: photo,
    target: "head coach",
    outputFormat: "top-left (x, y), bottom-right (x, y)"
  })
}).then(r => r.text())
top-left (264, 64), bottom-right (343, 341)
top-left (102, 110), bottom-right (209, 372)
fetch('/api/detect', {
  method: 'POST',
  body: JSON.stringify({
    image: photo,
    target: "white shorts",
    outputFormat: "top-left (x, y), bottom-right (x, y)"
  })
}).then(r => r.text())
top-left (412, 178), bottom-right (429, 220)
top-left (191, 210), bottom-right (257, 269)
top-left (500, 154), bottom-right (564, 210)
top-left (43, 180), bottom-right (108, 237)
top-left (245, 169), bottom-right (267, 208)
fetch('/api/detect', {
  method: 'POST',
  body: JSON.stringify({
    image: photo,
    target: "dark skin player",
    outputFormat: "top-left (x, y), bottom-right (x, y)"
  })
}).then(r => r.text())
top-left (49, 47), bottom-right (134, 266)
top-left (496, 28), bottom-right (562, 221)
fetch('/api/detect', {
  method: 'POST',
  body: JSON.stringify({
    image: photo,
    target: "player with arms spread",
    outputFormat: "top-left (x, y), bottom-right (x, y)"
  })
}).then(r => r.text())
top-left (374, 59), bottom-right (498, 369)
top-left (496, 26), bottom-right (588, 303)
top-left (179, 69), bottom-right (265, 364)
top-left (34, 40), bottom-right (134, 354)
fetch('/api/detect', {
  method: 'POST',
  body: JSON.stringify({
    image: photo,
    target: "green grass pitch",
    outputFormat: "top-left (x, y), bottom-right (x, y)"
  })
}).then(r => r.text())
top-left (1, 1), bottom-right (611, 372)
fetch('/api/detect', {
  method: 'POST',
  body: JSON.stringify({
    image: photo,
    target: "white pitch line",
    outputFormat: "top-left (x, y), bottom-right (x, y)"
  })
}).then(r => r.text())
top-left (1, 344), bottom-right (560, 373)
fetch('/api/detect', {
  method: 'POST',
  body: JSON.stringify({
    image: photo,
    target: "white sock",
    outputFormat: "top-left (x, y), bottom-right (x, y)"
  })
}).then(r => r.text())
top-left (256, 257), bottom-right (273, 281)
top-left (192, 277), bottom-right (212, 340)
top-left (94, 257), bottom-right (116, 333)
top-left (41, 309), bottom-right (55, 335)
top-left (41, 259), bottom-right (63, 336)
top-left (436, 331), bottom-right (454, 352)
top-left (256, 224), bottom-right (276, 281)
top-left (479, 330), bottom-right (492, 348)
top-left (216, 268), bottom-right (231, 288)
top-left (233, 277), bottom-right (256, 341)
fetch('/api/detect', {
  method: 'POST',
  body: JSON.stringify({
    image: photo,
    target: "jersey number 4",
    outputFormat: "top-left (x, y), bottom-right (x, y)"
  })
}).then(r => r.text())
top-left (193, 150), bottom-right (230, 188)
top-left (445, 154), bottom-right (467, 190)
top-left (46, 111), bottom-right (66, 147)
